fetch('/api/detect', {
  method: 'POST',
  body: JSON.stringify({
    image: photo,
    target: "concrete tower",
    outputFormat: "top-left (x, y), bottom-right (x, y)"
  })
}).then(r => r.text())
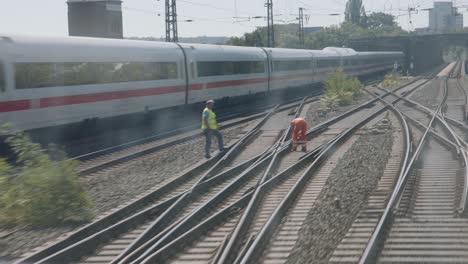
top-left (67, 0), bottom-right (123, 39)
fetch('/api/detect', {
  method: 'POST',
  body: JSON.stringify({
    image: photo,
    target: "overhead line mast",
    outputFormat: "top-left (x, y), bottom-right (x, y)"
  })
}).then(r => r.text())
top-left (165, 0), bottom-right (178, 42)
top-left (298, 7), bottom-right (305, 48)
top-left (266, 0), bottom-right (275, 47)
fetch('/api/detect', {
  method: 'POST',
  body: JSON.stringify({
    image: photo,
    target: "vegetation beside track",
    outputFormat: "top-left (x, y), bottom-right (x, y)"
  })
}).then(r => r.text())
top-left (321, 67), bottom-right (362, 110)
top-left (383, 71), bottom-right (402, 87)
top-left (0, 126), bottom-right (92, 227)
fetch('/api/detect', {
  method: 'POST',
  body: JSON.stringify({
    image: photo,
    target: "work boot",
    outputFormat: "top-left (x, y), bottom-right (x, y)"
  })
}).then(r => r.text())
top-left (205, 154), bottom-right (211, 159)
top-left (302, 147), bottom-right (307, 152)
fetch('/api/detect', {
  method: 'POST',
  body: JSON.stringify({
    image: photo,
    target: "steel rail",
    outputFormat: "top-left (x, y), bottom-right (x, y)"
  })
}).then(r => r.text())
top-left (16, 104), bottom-right (281, 264)
top-left (118, 147), bottom-right (277, 264)
top-left (377, 67), bottom-right (468, 215)
top-left (76, 112), bottom-right (268, 176)
top-left (76, 97), bottom-right (321, 176)
top-left (102, 105), bottom-right (281, 264)
top-left (455, 76), bottom-right (468, 122)
top-left (139, 142), bottom-right (328, 264)
top-left (377, 83), bottom-right (468, 133)
top-left (120, 98), bottom-right (313, 264)
top-left (374, 87), bottom-right (466, 151)
top-left (33, 154), bottom-right (262, 264)
top-left (213, 97), bottom-right (309, 264)
top-left (128, 74), bottom-right (435, 264)
top-left (123, 79), bottom-right (434, 263)
top-left (359, 68), bottom-right (452, 264)
top-left (232, 70), bottom-right (446, 263)
top-left (15, 72), bottom-right (433, 264)
top-left (69, 95), bottom-right (319, 163)
top-left (239, 66), bottom-right (445, 264)
top-left (239, 101), bottom-right (401, 264)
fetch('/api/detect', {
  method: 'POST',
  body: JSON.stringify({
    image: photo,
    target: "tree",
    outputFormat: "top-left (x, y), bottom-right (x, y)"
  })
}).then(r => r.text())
top-left (360, 6), bottom-right (368, 28)
top-left (226, 14), bottom-right (407, 50)
top-left (226, 24), bottom-right (301, 48)
top-left (367, 12), bottom-right (397, 30)
top-left (345, 0), bottom-right (364, 25)
top-left (0, 126), bottom-right (92, 227)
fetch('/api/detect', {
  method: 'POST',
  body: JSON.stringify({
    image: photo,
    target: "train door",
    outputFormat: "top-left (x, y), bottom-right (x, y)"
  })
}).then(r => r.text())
top-left (0, 58), bottom-right (11, 126)
top-left (259, 48), bottom-right (272, 93)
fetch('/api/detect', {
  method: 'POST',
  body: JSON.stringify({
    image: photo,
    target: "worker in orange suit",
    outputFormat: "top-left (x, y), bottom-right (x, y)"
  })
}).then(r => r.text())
top-left (291, 117), bottom-right (308, 152)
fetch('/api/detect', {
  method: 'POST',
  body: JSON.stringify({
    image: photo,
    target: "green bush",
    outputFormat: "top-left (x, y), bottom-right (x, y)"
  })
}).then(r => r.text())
top-left (322, 67), bottom-right (362, 109)
top-left (383, 71), bottom-right (401, 87)
top-left (0, 126), bottom-right (92, 227)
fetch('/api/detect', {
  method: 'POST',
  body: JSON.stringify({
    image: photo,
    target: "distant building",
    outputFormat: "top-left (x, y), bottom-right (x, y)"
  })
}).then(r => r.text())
top-left (429, 2), bottom-right (463, 33)
top-left (67, 0), bottom-right (123, 39)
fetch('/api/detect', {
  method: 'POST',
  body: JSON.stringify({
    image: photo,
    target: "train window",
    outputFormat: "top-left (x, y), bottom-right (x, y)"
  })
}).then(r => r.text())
top-left (317, 60), bottom-right (338, 69)
top-left (274, 60), bottom-right (312, 72)
top-left (15, 61), bottom-right (178, 89)
top-left (197, 61), bottom-right (265, 77)
top-left (0, 63), bottom-right (5, 92)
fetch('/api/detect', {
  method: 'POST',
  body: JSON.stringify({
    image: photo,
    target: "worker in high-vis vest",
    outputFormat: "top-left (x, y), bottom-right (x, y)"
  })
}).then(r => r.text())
top-left (202, 100), bottom-right (225, 159)
top-left (291, 117), bottom-right (308, 152)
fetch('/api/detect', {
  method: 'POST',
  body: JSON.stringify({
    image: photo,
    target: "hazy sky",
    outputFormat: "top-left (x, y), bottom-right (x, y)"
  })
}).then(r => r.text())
top-left (1, 0), bottom-right (468, 38)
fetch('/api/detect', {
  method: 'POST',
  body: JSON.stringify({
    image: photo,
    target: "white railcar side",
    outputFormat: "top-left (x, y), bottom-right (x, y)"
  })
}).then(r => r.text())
top-left (0, 35), bottom-right (185, 131)
top-left (0, 34), bottom-right (405, 134)
top-left (180, 43), bottom-right (269, 103)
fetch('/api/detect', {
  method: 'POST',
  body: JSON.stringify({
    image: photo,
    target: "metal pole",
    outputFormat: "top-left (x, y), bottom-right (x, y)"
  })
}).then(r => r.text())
top-left (265, 0), bottom-right (274, 47)
top-left (165, 0), bottom-right (178, 42)
top-left (165, 0), bottom-right (170, 42)
top-left (172, 0), bottom-right (178, 42)
top-left (299, 7), bottom-right (305, 48)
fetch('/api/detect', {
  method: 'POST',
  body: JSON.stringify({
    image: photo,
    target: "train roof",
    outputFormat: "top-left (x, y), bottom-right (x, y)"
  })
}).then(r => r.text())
top-left (0, 34), bottom-right (404, 62)
top-left (322, 47), bottom-right (358, 56)
top-left (0, 34), bottom-right (184, 62)
top-left (178, 43), bottom-right (267, 61)
top-left (265, 48), bottom-right (322, 59)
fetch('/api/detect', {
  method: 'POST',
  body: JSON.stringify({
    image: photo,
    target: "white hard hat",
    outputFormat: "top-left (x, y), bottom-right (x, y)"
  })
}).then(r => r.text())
top-left (206, 100), bottom-right (215, 104)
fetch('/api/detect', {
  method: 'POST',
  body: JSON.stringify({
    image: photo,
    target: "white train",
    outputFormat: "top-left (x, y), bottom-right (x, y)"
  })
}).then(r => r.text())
top-left (0, 34), bottom-right (403, 133)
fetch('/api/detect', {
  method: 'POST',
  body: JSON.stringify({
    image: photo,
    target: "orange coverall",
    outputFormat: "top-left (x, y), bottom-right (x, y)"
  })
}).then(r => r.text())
top-left (291, 117), bottom-right (307, 151)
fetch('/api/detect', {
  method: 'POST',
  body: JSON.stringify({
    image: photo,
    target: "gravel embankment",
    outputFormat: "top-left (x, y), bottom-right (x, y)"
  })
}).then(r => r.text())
top-left (285, 120), bottom-right (394, 264)
top-left (0, 124), bottom-right (248, 260)
top-left (86, 124), bottom-right (248, 216)
top-left (410, 79), bottom-right (442, 110)
top-left (304, 94), bottom-right (372, 126)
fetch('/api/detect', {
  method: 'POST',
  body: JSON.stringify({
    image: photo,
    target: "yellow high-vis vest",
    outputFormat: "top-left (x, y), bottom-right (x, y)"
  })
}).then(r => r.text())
top-left (202, 108), bottom-right (218, 130)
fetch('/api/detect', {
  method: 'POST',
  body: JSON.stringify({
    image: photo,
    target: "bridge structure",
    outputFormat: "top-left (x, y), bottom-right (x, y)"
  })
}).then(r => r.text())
top-left (349, 33), bottom-right (468, 73)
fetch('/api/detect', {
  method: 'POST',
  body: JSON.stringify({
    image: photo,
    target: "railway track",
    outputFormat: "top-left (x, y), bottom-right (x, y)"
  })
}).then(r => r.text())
top-left (327, 61), bottom-right (468, 264)
top-left (73, 101), bottom-right (296, 176)
top-left (107, 73), bottom-right (440, 264)
top-left (16, 97), bottom-right (323, 264)
top-left (19, 102), bottom-right (291, 264)
top-left (15, 69), bottom-right (442, 264)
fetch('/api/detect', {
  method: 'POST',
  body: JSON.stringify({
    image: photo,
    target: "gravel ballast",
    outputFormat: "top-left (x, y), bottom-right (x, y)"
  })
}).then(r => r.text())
top-left (285, 120), bottom-right (394, 264)
top-left (0, 85), bottom-right (386, 260)
top-left (304, 94), bottom-right (371, 126)
top-left (410, 79), bottom-right (442, 110)
top-left (0, 124), bottom-right (248, 260)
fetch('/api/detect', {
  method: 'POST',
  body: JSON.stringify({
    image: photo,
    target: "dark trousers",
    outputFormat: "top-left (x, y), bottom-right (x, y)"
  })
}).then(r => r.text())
top-left (204, 129), bottom-right (224, 155)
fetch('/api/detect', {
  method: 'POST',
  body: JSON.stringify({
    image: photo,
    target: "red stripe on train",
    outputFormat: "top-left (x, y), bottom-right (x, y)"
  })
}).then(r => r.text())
top-left (39, 85), bottom-right (186, 108)
top-left (0, 100), bottom-right (31, 112)
top-left (0, 64), bottom-right (390, 113)
top-left (0, 77), bottom-right (269, 113)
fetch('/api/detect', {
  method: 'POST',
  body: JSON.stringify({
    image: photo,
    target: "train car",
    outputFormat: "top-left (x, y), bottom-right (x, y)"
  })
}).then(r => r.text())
top-left (266, 48), bottom-right (317, 91)
top-left (179, 43), bottom-right (269, 104)
top-left (0, 35), bottom-right (186, 132)
top-left (0, 34), bottom-right (404, 137)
